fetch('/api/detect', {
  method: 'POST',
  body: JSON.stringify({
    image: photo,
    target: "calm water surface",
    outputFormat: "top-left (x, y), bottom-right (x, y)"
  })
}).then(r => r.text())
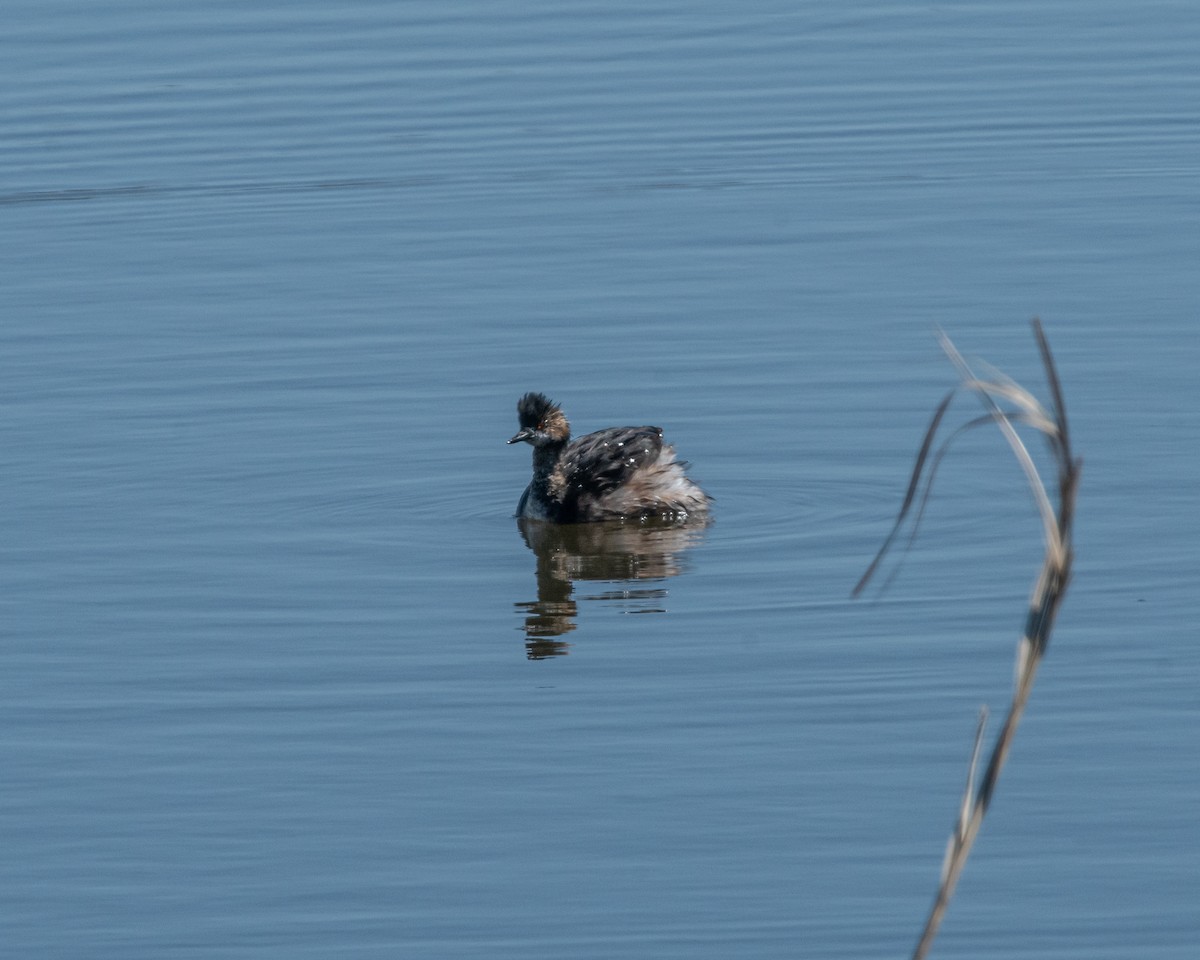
top-left (3, 2), bottom-right (1197, 958)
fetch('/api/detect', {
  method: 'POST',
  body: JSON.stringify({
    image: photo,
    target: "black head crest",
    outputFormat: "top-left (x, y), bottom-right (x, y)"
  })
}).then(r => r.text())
top-left (516, 392), bottom-right (559, 429)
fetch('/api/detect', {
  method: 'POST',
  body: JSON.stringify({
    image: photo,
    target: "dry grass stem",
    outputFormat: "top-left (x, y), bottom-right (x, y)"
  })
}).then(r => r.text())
top-left (854, 319), bottom-right (1080, 960)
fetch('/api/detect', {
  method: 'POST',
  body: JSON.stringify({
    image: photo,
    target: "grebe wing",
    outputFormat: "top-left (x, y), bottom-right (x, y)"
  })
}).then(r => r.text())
top-left (562, 426), bottom-right (664, 498)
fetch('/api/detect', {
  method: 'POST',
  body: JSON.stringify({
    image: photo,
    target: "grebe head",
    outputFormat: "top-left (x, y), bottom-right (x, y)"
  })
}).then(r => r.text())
top-left (508, 392), bottom-right (570, 448)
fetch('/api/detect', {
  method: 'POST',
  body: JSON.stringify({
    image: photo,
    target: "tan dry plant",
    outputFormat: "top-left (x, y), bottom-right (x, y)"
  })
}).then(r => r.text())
top-left (854, 318), bottom-right (1081, 960)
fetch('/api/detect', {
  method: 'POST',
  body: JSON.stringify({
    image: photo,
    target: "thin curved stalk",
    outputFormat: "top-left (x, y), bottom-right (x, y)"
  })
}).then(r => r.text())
top-left (855, 319), bottom-right (1081, 960)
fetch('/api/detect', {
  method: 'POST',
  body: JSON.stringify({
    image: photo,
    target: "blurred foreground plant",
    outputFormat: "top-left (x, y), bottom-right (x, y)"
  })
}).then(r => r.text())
top-left (854, 319), bottom-right (1081, 960)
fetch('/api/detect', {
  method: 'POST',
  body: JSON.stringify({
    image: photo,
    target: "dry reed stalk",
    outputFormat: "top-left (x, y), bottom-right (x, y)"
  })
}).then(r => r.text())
top-left (854, 319), bottom-right (1080, 960)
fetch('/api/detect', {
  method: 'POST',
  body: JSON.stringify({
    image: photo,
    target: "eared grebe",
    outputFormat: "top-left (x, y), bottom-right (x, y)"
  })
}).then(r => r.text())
top-left (507, 392), bottom-right (712, 522)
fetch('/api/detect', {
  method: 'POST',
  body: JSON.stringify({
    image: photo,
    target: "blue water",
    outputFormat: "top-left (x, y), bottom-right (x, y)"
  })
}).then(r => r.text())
top-left (3, 2), bottom-right (1198, 957)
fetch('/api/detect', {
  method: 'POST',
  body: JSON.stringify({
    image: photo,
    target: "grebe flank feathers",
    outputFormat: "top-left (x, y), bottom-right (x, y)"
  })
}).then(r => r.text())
top-left (507, 392), bottom-right (711, 523)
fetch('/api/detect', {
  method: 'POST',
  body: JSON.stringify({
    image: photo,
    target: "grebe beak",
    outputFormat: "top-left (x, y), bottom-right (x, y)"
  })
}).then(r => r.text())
top-left (508, 428), bottom-right (535, 444)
